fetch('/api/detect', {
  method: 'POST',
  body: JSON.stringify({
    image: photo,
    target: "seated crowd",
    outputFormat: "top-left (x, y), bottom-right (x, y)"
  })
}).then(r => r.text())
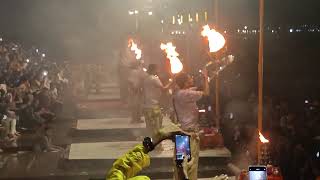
top-left (0, 38), bottom-right (69, 152)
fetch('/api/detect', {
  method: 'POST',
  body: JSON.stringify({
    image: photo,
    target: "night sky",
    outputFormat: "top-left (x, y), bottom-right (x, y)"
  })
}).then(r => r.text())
top-left (1, 0), bottom-right (319, 29)
top-left (220, 0), bottom-right (320, 26)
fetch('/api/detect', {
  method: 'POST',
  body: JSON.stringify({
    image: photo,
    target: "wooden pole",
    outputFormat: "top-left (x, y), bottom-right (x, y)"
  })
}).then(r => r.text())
top-left (215, 70), bottom-right (220, 129)
top-left (214, 0), bottom-right (219, 25)
top-left (214, 0), bottom-right (220, 129)
top-left (258, 0), bottom-right (265, 163)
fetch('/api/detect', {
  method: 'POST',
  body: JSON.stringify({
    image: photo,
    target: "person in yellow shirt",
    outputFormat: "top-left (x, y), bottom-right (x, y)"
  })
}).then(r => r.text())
top-left (106, 124), bottom-right (229, 180)
top-left (106, 124), bottom-right (188, 180)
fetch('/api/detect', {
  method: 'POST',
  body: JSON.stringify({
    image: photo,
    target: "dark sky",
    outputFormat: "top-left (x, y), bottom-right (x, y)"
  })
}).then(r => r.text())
top-left (219, 0), bottom-right (320, 26)
top-left (0, 0), bottom-right (319, 60)
top-left (264, 0), bottom-right (320, 25)
top-left (1, 0), bottom-right (319, 28)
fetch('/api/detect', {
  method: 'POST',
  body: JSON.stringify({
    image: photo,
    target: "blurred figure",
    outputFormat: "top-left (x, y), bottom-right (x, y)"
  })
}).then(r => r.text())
top-left (128, 61), bottom-right (145, 123)
top-left (119, 46), bottom-right (133, 103)
top-left (33, 126), bottom-right (63, 152)
top-left (1, 110), bottom-right (18, 147)
top-left (143, 64), bottom-right (172, 138)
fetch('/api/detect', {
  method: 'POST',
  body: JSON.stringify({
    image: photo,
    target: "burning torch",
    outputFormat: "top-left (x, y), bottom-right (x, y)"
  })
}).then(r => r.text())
top-left (160, 42), bottom-right (183, 74)
top-left (238, 131), bottom-right (282, 179)
top-left (258, 131), bottom-right (270, 165)
top-left (201, 25), bottom-right (226, 53)
top-left (201, 24), bottom-right (226, 129)
top-left (128, 39), bottom-right (142, 60)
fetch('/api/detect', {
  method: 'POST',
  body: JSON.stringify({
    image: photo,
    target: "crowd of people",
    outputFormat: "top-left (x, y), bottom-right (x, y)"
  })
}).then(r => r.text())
top-left (0, 37), bottom-right (70, 152)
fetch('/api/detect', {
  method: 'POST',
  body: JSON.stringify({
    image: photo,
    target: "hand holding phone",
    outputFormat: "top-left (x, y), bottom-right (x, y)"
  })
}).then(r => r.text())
top-left (175, 134), bottom-right (191, 166)
top-left (249, 166), bottom-right (267, 180)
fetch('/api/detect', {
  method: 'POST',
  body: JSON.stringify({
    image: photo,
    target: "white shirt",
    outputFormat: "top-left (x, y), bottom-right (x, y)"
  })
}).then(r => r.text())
top-left (58, 72), bottom-right (69, 84)
top-left (143, 75), bottom-right (163, 108)
top-left (43, 77), bottom-right (51, 89)
top-left (0, 84), bottom-right (7, 94)
top-left (128, 68), bottom-right (146, 89)
top-left (50, 88), bottom-right (58, 100)
top-left (120, 49), bottom-right (134, 68)
top-left (174, 88), bottom-right (203, 130)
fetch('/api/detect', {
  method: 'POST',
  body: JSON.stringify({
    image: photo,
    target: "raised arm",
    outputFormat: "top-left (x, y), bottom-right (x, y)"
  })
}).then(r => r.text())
top-left (202, 68), bottom-right (209, 96)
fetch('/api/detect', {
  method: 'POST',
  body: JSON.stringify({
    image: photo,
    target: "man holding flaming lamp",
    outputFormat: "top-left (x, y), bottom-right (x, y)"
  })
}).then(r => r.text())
top-left (143, 64), bottom-right (173, 145)
top-left (160, 41), bottom-right (211, 180)
top-left (172, 70), bottom-right (209, 180)
top-left (128, 61), bottom-right (146, 123)
top-left (201, 24), bottom-right (227, 130)
top-left (127, 39), bottom-right (145, 123)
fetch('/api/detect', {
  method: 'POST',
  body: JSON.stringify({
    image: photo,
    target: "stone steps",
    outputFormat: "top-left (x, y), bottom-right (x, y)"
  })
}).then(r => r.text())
top-left (63, 117), bottom-right (234, 179)
top-left (61, 160), bottom-right (232, 179)
top-left (86, 83), bottom-right (121, 101)
top-left (87, 94), bottom-right (121, 101)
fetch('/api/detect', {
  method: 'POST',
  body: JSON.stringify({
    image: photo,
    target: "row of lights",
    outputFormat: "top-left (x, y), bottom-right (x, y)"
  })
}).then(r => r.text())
top-left (236, 26), bottom-right (278, 34)
top-left (170, 30), bottom-right (186, 35)
top-left (128, 10), bottom-right (153, 16)
top-left (238, 28), bottom-right (320, 34)
top-left (289, 28), bottom-right (320, 33)
top-left (171, 11), bottom-right (208, 25)
top-left (236, 25), bottom-right (320, 34)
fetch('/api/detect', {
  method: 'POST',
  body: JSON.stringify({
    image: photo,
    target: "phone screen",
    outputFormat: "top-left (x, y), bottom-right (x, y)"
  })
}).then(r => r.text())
top-left (312, 139), bottom-right (320, 161)
top-left (175, 135), bottom-right (191, 162)
top-left (249, 166), bottom-right (267, 180)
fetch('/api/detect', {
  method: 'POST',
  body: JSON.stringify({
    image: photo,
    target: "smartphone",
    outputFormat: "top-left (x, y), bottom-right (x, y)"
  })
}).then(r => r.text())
top-left (311, 138), bottom-right (320, 161)
top-left (249, 166), bottom-right (267, 180)
top-left (175, 135), bottom-right (191, 165)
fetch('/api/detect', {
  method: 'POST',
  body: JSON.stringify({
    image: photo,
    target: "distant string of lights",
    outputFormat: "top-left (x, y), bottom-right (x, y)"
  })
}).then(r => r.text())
top-left (128, 10), bottom-right (153, 16)
top-left (170, 11), bottom-right (208, 25)
top-left (126, 8), bottom-right (320, 36)
top-left (167, 25), bottom-right (320, 37)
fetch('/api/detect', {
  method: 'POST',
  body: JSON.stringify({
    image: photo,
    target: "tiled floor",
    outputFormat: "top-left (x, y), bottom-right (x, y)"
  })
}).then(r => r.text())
top-left (76, 117), bottom-right (145, 130)
top-left (76, 116), bottom-right (174, 130)
top-left (87, 94), bottom-right (121, 100)
top-left (71, 117), bottom-right (231, 160)
top-left (69, 140), bottom-right (231, 160)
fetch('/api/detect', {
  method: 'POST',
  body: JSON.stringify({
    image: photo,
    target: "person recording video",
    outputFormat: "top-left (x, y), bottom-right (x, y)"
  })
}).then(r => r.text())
top-left (143, 64), bottom-right (173, 140)
top-left (106, 123), bottom-right (228, 180)
top-left (172, 69), bottom-right (209, 180)
top-left (106, 123), bottom-right (188, 180)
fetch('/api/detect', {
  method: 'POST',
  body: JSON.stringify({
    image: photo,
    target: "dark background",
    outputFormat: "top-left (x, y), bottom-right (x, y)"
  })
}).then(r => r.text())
top-left (1, 0), bottom-right (320, 99)
top-left (1, 0), bottom-right (319, 59)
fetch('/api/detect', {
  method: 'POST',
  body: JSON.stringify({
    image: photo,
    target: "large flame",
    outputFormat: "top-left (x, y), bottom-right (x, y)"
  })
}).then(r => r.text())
top-left (128, 39), bottom-right (142, 60)
top-left (201, 25), bottom-right (226, 53)
top-left (259, 131), bottom-right (269, 144)
top-left (160, 42), bottom-right (183, 74)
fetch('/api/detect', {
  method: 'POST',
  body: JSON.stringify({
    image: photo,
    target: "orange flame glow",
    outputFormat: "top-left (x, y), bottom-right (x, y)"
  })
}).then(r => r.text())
top-left (259, 131), bottom-right (269, 144)
top-left (160, 42), bottom-right (183, 74)
top-left (128, 39), bottom-right (142, 60)
top-left (201, 25), bottom-right (226, 53)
